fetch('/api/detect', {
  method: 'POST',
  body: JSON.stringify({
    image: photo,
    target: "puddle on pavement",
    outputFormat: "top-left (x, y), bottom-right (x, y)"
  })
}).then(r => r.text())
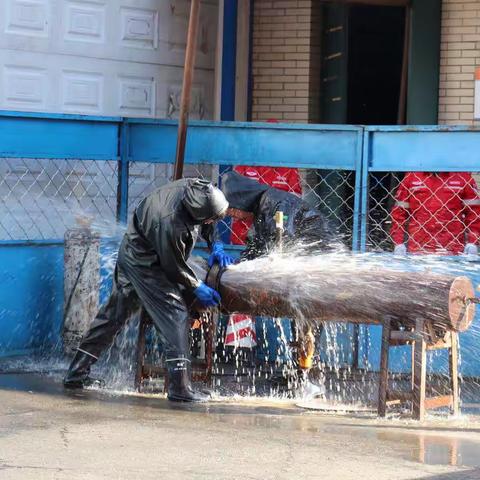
top-left (377, 430), bottom-right (480, 467)
top-left (3, 372), bottom-right (480, 467)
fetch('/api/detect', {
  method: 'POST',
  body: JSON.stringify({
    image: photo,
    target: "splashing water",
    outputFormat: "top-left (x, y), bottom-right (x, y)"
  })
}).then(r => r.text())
top-left (2, 210), bottom-right (480, 414)
top-left (212, 248), bottom-right (480, 407)
top-left (220, 250), bottom-right (475, 333)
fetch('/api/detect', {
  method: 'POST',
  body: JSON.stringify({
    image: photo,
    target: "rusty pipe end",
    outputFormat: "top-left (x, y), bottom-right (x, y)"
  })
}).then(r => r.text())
top-left (205, 263), bottom-right (224, 292)
top-left (449, 276), bottom-right (476, 332)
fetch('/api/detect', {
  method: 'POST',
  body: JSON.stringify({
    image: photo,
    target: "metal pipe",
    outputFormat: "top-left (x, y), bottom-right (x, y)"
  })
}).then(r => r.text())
top-left (173, 0), bottom-right (201, 180)
top-left (198, 261), bottom-right (476, 336)
top-left (275, 211), bottom-right (284, 253)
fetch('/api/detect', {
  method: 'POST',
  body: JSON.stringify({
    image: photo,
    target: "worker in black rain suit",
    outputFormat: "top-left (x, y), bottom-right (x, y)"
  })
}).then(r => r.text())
top-left (222, 171), bottom-right (340, 258)
top-left (221, 171), bottom-right (342, 398)
top-left (64, 178), bottom-right (232, 403)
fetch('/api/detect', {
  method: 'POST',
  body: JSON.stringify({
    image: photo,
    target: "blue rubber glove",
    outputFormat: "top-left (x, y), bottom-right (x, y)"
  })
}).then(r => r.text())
top-left (208, 241), bottom-right (234, 269)
top-left (194, 281), bottom-right (221, 308)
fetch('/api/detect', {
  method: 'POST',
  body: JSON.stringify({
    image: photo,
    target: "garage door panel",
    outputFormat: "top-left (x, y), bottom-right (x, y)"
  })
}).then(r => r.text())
top-left (5, 0), bottom-right (50, 38)
top-left (0, 0), bottom-right (218, 117)
top-left (0, 49), bottom-right (215, 118)
top-left (61, 70), bottom-right (104, 114)
top-left (63, 0), bottom-right (106, 45)
top-left (3, 64), bottom-right (48, 110)
top-left (118, 75), bottom-right (156, 117)
top-left (158, 0), bottom-right (218, 69)
top-left (0, 0), bottom-right (217, 70)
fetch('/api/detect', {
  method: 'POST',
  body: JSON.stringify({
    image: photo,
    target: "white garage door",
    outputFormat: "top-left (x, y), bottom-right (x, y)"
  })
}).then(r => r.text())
top-left (0, 0), bottom-right (218, 119)
top-left (0, 0), bottom-right (220, 241)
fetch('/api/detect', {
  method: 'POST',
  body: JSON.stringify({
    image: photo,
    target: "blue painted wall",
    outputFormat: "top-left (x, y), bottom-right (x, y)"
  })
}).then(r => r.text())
top-left (0, 244), bottom-right (64, 357)
top-left (0, 240), bottom-right (236, 360)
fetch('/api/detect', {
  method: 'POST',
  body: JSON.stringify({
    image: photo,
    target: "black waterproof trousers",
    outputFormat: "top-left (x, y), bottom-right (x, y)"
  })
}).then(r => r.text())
top-left (76, 246), bottom-right (190, 364)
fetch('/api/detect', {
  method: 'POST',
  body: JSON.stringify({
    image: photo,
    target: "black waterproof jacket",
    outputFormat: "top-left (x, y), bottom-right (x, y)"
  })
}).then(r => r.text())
top-left (222, 171), bottom-right (338, 258)
top-left (75, 178), bottom-right (228, 360)
top-left (121, 178), bottom-right (228, 290)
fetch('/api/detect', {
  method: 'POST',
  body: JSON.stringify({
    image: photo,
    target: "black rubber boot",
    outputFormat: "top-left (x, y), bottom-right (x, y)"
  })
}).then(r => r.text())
top-left (63, 350), bottom-right (105, 389)
top-left (166, 358), bottom-right (210, 403)
top-left (297, 369), bottom-right (326, 400)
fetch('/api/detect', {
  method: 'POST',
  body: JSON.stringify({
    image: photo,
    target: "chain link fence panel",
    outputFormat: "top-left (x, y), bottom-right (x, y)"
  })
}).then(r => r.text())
top-left (127, 162), bottom-right (218, 215)
top-left (366, 171), bottom-right (480, 254)
top-left (0, 158), bottom-right (118, 241)
top-left (127, 163), bottom-right (356, 249)
top-left (0, 156), bottom-right (356, 248)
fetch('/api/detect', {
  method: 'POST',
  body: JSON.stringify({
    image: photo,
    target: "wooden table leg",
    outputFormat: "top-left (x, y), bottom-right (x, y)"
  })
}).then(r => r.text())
top-left (410, 330), bottom-right (416, 392)
top-left (449, 331), bottom-right (460, 416)
top-left (378, 319), bottom-right (391, 417)
top-left (412, 319), bottom-right (427, 421)
top-left (417, 436), bottom-right (426, 464)
top-left (450, 438), bottom-right (458, 466)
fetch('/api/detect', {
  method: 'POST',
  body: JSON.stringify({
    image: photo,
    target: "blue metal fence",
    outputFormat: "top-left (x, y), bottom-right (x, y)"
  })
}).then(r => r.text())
top-left (360, 125), bottom-right (480, 253)
top-left (0, 113), bottom-right (364, 242)
top-left (358, 125), bottom-right (480, 374)
top-left (1, 111), bottom-right (480, 376)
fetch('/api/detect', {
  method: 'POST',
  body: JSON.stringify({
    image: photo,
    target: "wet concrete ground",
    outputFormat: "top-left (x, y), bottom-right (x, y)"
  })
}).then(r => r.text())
top-left (1, 373), bottom-right (480, 480)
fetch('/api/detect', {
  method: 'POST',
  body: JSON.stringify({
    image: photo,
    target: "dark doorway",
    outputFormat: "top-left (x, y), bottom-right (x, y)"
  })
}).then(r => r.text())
top-left (320, 3), bottom-right (407, 125)
top-left (347, 6), bottom-right (405, 125)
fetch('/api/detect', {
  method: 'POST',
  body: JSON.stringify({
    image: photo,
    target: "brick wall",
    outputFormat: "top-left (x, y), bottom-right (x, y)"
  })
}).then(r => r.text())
top-left (439, 0), bottom-right (480, 125)
top-left (251, 0), bottom-right (320, 123)
top-left (252, 1), bottom-right (480, 126)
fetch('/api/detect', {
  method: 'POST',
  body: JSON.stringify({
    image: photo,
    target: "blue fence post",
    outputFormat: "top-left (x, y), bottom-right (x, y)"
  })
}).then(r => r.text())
top-left (221, 0), bottom-right (237, 122)
top-left (359, 128), bottom-right (371, 253)
top-left (218, 0), bottom-right (238, 244)
top-left (352, 128), bottom-right (365, 252)
top-left (350, 128), bottom-right (366, 368)
top-left (117, 119), bottom-right (129, 224)
top-left (355, 127), bottom-right (371, 369)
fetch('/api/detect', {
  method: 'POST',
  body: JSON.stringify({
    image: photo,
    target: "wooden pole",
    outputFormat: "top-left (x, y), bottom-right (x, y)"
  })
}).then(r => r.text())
top-left (412, 319), bottom-right (427, 421)
top-left (397, 5), bottom-right (411, 125)
top-left (210, 266), bottom-right (476, 334)
top-left (378, 319), bottom-right (391, 417)
top-left (173, 0), bottom-right (201, 180)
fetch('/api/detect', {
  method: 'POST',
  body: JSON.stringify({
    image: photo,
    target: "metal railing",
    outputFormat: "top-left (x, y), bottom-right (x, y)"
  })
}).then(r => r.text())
top-left (0, 115), bottom-right (362, 247)
top-left (2, 113), bottom-right (480, 253)
top-left (2, 112), bottom-right (480, 373)
top-left (360, 126), bottom-right (480, 254)
top-left (124, 119), bottom-right (363, 250)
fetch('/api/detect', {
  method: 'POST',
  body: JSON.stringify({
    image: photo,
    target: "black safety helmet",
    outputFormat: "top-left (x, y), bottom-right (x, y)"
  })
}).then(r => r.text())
top-left (221, 171), bottom-right (269, 213)
top-left (183, 179), bottom-right (229, 222)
